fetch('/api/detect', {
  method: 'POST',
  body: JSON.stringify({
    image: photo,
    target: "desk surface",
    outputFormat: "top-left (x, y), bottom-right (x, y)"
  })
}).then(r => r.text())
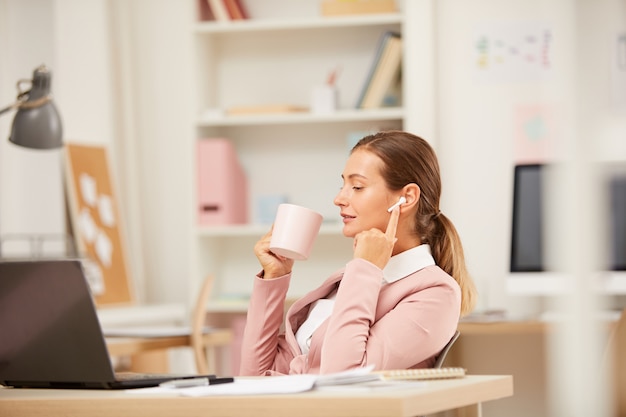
top-left (0, 375), bottom-right (512, 417)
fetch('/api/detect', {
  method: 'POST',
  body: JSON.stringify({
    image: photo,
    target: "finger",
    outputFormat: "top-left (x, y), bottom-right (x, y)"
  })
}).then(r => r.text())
top-left (385, 205), bottom-right (400, 240)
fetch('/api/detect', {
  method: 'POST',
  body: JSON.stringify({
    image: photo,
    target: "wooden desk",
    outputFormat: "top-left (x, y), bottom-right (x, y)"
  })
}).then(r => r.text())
top-left (0, 375), bottom-right (513, 417)
top-left (457, 320), bottom-right (548, 335)
top-left (106, 329), bottom-right (233, 373)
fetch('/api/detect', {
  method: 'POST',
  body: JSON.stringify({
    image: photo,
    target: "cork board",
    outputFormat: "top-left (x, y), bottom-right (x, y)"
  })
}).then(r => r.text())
top-left (64, 143), bottom-right (134, 306)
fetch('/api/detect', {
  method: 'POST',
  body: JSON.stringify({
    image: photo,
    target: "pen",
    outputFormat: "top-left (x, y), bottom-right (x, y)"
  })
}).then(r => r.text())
top-left (159, 376), bottom-right (234, 388)
top-left (326, 66), bottom-right (341, 86)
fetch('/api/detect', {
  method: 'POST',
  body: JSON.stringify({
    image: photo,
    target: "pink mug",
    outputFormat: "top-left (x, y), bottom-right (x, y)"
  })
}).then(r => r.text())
top-left (269, 204), bottom-right (323, 260)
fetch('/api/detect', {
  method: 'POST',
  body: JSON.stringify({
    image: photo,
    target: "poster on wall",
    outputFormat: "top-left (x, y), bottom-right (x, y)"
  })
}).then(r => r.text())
top-left (513, 104), bottom-right (562, 163)
top-left (65, 143), bottom-right (135, 306)
top-left (610, 32), bottom-right (626, 109)
top-left (474, 21), bottom-right (553, 83)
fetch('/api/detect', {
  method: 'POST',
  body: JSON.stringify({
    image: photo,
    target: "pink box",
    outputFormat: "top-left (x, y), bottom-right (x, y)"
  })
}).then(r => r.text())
top-left (197, 138), bottom-right (248, 225)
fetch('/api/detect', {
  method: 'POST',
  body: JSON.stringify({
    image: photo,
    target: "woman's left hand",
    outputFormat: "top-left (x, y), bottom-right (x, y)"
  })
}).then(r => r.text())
top-left (353, 205), bottom-right (399, 269)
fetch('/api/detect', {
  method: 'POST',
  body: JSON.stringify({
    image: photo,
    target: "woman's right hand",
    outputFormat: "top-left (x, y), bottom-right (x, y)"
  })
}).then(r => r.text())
top-left (254, 226), bottom-right (294, 279)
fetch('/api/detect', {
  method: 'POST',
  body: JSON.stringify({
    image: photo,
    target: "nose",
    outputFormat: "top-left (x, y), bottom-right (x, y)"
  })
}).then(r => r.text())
top-left (334, 188), bottom-right (347, 207)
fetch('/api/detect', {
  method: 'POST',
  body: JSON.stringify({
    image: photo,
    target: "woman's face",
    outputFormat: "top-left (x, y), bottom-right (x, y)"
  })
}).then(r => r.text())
top-left (334, 149), bottom-right (397, 237)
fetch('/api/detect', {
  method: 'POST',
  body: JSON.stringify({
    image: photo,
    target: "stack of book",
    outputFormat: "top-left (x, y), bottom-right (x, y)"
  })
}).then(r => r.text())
top-left (198, 0), bottom-right (249, 22)
top-left (356, 31), bottom-right (402, 109)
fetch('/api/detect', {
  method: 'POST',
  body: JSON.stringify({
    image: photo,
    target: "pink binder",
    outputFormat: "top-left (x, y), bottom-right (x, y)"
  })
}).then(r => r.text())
top-left (197, 138), bottom-right (248, 225)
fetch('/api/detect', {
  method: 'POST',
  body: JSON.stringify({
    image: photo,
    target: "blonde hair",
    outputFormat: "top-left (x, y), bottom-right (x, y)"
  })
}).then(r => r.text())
top-left (353, 131), bottom-right (477, 316)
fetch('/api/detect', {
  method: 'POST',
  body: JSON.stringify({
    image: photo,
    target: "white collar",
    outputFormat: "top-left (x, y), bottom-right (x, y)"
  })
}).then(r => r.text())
top-left (383, 244), bottom-right (435, 284)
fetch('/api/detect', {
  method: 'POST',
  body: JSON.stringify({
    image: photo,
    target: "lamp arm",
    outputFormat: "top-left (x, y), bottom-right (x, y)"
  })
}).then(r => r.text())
top-left (0, 95), bottom-right (52, 117)
top-left (0, 101), bottom-right (19, 116)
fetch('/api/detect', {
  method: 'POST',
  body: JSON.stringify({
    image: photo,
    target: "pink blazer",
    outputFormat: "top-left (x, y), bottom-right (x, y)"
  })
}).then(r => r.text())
top-left (239, 258), bottom-right (461, 376)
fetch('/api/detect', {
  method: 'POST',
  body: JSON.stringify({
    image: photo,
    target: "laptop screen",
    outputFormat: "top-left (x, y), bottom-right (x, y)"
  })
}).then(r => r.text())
top-left (0, 260), bottom-right (117, 385)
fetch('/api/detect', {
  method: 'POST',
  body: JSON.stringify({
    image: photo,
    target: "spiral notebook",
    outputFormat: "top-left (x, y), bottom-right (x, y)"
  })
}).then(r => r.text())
top-left (375, 367), bottom-right (466, 381)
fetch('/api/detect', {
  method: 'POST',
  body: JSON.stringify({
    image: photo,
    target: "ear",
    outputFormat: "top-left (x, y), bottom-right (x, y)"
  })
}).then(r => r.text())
top-left (401, 183), bottom-right (421, 209)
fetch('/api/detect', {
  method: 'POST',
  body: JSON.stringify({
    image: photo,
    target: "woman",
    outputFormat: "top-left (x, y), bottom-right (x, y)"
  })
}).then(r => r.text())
top-left (239, 130), bottom-right (477, 376)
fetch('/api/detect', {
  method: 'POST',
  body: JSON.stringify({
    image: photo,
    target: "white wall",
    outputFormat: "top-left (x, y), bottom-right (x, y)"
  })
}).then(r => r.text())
top-left (437, 0), bottom-right (578, 315)
top-left (107, 0), bottom-right (196, 305)
top-left (2, 0), bottom-right (624, 311)
top-left (0, 0), bottom-right (64, 254)
top-left (0, 0), bottom-right (195, 305)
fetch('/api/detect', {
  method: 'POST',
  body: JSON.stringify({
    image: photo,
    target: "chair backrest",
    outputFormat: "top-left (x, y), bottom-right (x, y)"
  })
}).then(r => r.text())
top-left (433, 330), bottom-right (460, 368)
top-left (190, 274), bottom-right (215, 374)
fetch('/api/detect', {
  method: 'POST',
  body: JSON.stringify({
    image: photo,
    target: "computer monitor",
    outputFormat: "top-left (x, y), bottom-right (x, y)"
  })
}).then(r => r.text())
top-left (510, 164), bottom-right (543, 273)
top-left (609, 175), bottom-right (626, 271)
top-left (507, 164), bottom-right (626, 295)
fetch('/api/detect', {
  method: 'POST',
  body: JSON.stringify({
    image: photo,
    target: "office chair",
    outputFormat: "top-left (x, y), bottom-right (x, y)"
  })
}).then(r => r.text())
top-left (433, 330), bottom-right (461, 368)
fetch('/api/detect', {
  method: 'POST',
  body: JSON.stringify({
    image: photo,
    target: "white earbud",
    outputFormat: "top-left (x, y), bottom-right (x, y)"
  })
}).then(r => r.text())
top-left (387, 196), bottom-right (407, 212)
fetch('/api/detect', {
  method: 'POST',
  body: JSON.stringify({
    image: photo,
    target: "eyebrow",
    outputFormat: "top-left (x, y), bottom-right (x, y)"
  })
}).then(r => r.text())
top-left (341, 173), bottom-right (368, 180)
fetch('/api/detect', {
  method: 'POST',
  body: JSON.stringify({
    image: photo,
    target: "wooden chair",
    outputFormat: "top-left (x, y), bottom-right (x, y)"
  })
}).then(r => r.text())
top-left (606, 308), bottom-right (626, 416)
top-left (104, 274), bottom-right (232, 374)
top-left (190, 274), bottom-right (233, 374)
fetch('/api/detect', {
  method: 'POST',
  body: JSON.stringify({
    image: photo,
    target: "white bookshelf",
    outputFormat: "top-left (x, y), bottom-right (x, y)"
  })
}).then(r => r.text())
top-left (189, 0), bottom-right (435, 308)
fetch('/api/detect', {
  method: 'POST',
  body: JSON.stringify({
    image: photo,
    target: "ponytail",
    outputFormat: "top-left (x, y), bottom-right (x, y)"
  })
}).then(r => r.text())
top-left (427, 214), bottom-right (476, 317)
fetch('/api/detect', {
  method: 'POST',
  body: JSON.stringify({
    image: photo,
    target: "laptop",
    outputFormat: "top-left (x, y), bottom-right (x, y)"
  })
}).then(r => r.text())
top-left (0, 259), bottom-right (233, 389)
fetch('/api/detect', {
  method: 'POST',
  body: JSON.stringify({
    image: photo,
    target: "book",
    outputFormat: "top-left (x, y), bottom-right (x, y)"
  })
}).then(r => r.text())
top-left (355, 31), bottom-right (393, 108)
top-left (223, 0), bottom-right (248, 20)
top-left (356, 31), bottom-right (402, 109)
top-left (206, 0), bottom-right (230, 21)
top-left (197, 0), bottom-right (214, 21)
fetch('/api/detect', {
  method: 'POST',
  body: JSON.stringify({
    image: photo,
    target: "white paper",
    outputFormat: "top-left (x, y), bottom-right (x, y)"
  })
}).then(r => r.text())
top-left (127, 366), bottom-right (425, 397)
top-left (78, 208), bottom-right (97, 244)
top-left (180, 366), bottom-right (382, 396)
top-left (474, 21), bottom-right (553, 83)
top-left (180, 374), bottom-right (318, 397)
top-left (79, 173), bottom-right (98, 207)
top-left (315, 380), bottom-right (427, 392)
top-left (314, 364), bottom-right (379, 386)
top-left (98, 195), bottom-right (116, 227)
top-left (83, 259), bottom-right (105, 295)
top-left (95, 230), bottom-right (113, 267)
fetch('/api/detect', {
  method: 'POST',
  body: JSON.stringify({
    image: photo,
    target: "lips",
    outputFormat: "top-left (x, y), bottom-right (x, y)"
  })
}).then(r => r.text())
top-left (341, 213), bottom-right (356, 222)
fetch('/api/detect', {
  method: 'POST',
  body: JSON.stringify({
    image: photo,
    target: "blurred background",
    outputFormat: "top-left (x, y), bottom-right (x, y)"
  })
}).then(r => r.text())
top-left (1, 0), bottom-right (625, 416)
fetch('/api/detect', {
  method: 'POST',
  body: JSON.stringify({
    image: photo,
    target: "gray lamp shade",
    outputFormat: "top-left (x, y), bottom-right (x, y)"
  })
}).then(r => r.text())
top-left (8, 66), bottom-right (63, 149)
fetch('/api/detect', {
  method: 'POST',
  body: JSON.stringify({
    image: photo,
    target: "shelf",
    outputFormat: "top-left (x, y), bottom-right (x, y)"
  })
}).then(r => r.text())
top-left (197, 107), bottom-right (404, 127)
top-left (196, 222), bottom-right (344, 237)
top-left (205, 299), bottom-right (249, 313)
top-left (194, 13), bottom-right (403, 34)
top-left (188, 1), bottom-right (428, 317)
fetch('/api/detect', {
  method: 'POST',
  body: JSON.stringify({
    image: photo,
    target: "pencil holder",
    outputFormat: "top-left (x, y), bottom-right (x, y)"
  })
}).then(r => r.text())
top-left (310, 85), bottom-right (338, 114)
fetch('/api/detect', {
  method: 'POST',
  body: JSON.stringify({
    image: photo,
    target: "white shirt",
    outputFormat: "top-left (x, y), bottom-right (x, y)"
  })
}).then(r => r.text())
top-left (294, 244), bottom-right (435, 354)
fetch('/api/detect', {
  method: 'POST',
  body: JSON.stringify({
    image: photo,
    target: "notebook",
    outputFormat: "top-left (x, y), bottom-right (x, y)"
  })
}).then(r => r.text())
top-left (0, 259), bottom-right (233, 389)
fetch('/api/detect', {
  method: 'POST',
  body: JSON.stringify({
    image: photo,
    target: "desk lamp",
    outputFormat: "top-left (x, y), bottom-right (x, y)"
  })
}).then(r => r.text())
top-left (0, 65), bottom-right (64, 257)
top-left (0, 64), bottom-right (63, 149)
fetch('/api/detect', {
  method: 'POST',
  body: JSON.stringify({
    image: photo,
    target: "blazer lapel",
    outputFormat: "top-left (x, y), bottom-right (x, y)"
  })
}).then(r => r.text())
top-left (284, 270), bottom-right (344, 356)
